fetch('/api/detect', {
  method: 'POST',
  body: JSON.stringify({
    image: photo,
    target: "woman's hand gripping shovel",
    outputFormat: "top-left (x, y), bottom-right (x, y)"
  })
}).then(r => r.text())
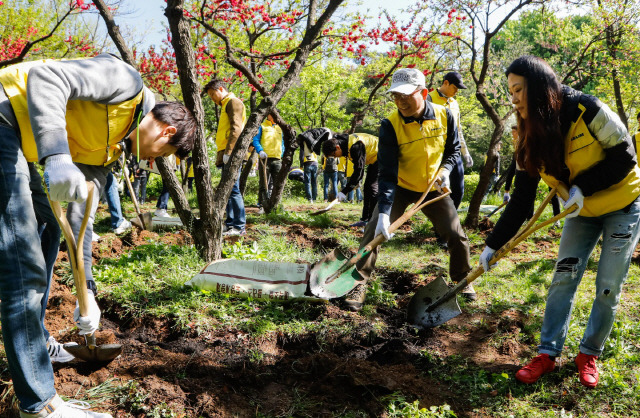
top-left (48, 181), bottom-right (123, 362)
top-left (309, 172), bottom-right (451, 299)
top-left (407, 183), bottom-right (576, 329)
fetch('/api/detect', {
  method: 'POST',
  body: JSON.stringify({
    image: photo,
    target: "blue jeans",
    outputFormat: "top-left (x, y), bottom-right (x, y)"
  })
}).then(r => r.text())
top-left (0, 124), bottom-right (56, 412)
top-left (133, 174), bottom-right (148, 204)
top-left (538, 198), bottom-right (640, 357)
top-left (303, 162), bottom-right (318, 201)
top-left (222, 163), bottom-right (246, 230)
top-left (323, 171), bottom-right (338, 201)
top-left (105, 171), bottom-right (125, 229)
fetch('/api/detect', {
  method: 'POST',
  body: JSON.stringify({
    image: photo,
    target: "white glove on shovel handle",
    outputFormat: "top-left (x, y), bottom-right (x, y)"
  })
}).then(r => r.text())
top-left (375, 213), bottom-right (394, 241)
top-left (44, 154), bottom-right (88, 203)
top-left (73, 289), bottom-right (101, 335)
top-left (337, 192), bottom-right (347, 202)
top-left (436, 169), bottom-right (450, 193)
top-left (259, 151), bottom-right (268, 159)
top-left (563, 185), bottom-right (584, 219)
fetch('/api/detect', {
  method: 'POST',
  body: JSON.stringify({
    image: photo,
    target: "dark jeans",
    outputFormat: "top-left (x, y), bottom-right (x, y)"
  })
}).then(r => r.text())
top-left (323, 171), bottom-right (338, 201)
top-left (303, 162), bottom-right (318, 201)
top-left (449, 156), bottom-right (464, 209)
top-left (133, 175), bottom-right (148, 204)
top-left (259, 158), bottom-right (282, 205)
top-left (222, 163), bottom-right (246, 230)
top-left (156, 181), bottom-right (170, 210)
top-left (357, 187), bottom-right (471, 283)
top-left (361, 164), bottom-right (379, 222)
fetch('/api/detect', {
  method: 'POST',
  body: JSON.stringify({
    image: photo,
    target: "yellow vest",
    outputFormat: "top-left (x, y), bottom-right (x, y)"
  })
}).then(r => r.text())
top-left (635, 131), bottom-right (640, 158)
top-left (0, 58), bottom-right (143, 166)
top-left (304, 152), bottom-right (317, 163)
top-left (388, 104), bottom-right (449, 192)
top-left (260, 120), bottom-right (282, 158)
top-left (540, 103), bottom-right (640, 217)
top-left (347, 133), bottom-right (378, 165)
top-left (215, 92), bottom-right (246, 152)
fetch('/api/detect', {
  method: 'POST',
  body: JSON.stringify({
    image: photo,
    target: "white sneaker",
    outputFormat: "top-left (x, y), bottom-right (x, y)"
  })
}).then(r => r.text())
top-left (19, 394), bottom-right (112, 417)
top-left (223, 228), bottom-right (246, 236)
top-left (112, 219), bottom-right (131, 234)
top-left (47, 337), bottom-right (77, 363)
top-left (154, 208), bottom-right (170, 217)
top-left (91, 232), bottom-right (100, 242)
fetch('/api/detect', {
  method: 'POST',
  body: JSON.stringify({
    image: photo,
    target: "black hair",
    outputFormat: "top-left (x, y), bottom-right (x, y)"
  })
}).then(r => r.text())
top-left (322, 138), bottom-right (340, 156)
top-left (511, 125), bottom-right (518, 130)
top-left (637, 111), bottom-right (640, 120)
top-left (150, 101), bottom-right (197, 159)
top-left (505, 55), bottom-right (564, 178)
top-left (203, 79), bottom-right (227, 95)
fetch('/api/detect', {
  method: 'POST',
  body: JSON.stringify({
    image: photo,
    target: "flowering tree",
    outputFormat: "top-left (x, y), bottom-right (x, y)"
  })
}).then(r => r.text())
top-left (0, 0), bottom-right (97, 68)
top-left (162, 0), bottom-right (346, 261)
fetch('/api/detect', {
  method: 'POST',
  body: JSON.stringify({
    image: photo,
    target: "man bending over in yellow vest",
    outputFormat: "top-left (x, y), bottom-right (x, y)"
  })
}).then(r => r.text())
top-left (0, 53), bottom-right (196, 417)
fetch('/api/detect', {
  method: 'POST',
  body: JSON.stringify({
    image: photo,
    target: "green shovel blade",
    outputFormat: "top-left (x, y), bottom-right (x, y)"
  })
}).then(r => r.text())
top-left (309, 249), bottom-right (365, 299)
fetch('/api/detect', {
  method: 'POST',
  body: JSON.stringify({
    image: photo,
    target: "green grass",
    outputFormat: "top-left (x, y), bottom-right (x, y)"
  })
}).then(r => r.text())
top-left (85, 176), bottom-right (640, 417)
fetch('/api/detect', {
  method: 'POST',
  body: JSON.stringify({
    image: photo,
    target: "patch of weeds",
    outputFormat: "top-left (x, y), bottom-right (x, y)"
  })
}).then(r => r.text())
top-left (365, 278), bottom-right (397, 308)
top-left (382, 392), bottom-right (456, 417)
top-left (147, 402), bottom-right (180, 418)
top-left (223, 239), bottom-right (267, 260)
top-left (115, 381), bottom-right (148, 415)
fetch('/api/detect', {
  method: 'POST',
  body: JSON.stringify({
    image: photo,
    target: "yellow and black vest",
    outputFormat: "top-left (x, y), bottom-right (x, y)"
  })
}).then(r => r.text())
top-left (215, 92), bottom-right (247, 152)
top-left (540, 103), bottom-right (640, 217)
top-left (347, 133), bottom-right (378, 165)
top-left (0, 58), bottom-right (144, 166)
top-left (388, 104), bottom-right (449, 192)
top-left (304, 152), bottom-right (317, 163)
top-left (260, 120), bottom-right (283, 158)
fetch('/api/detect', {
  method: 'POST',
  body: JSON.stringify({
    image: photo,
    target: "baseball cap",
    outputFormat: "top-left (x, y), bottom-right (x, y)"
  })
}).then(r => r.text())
top-left (387, 68), bottom-right (426, 95)
top-left (443, 72), bottom-right (467, 89)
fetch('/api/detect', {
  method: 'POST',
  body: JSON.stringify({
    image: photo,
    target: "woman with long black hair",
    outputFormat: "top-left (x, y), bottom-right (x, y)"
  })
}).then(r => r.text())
top-left (480, 55), bottom-right (640, 388)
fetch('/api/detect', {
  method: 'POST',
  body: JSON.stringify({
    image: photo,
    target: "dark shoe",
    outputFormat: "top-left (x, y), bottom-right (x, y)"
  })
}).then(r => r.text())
top-left (575, 352), bottom-right (599, 388)
top-left (515, 354), bottom-right (556, 384)
top-left (342, 283), bottom-right (367, 312)
top-left (350, 220), bottom-right (367, 228)
top-left (436, 237), bottom-right (448, 250)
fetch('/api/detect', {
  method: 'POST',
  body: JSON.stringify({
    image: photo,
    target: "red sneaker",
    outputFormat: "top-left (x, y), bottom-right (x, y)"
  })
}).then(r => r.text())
top-left (575, 353), bottom-right (599, 388)
top-left (515, 354), bottom-right (556, 384)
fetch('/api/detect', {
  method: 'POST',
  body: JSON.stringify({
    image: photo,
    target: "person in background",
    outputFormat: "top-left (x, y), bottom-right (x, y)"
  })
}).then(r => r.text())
top-left (0, 53), bottom-right (195, 418)
top-left (104, 168), bottom-right (132, 234)
top-left (481, 55), bottom-right (640, 389)
top-left (204, 79), bottom-right (247, 236)
top-left (320, 154), bottom-right (339, 202)
top-left (186, 156), bottom-right (195, 193)
top-left (322, 133), bottom-right (379, 227)
top-left (252, 113), bottom-right (284, 206)
top-left (131, 156), bottom-right (149, 204)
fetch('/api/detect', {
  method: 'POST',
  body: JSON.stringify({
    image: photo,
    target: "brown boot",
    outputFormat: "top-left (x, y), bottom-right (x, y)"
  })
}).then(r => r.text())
top-left (342, 283), bottom-right (368, 312)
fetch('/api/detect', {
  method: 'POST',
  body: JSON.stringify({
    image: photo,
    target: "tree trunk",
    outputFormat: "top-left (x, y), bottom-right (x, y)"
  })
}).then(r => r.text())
top-left (239, 149), bottom-right (257, 196)
top-left (611, 67), bottom-right (628, 129)
top-left (166, 0), bottom-right (220, 261)
top-left (92, 0), bottom-right (137, 68)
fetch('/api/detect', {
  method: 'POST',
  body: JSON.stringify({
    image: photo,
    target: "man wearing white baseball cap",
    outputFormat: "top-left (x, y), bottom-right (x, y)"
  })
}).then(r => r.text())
top-left (345, 68), bottom-right (474, 311)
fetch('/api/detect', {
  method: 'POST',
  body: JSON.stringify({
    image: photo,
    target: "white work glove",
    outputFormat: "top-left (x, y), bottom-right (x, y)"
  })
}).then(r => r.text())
top-left (503, 192), bottom-right (510, 203)
top-left (463, 153), bottom-right (473, 168)
top-left (44, 154), bottom-right (87, 203)
top-left (436, 169), bottom-right (450, 193)
top-left (222, 154), bottom-right (230, 164)
top-left (374, 213), bottom-right (394, 241)
top-left (73, 289), bottom-right (101, 336)
top-left (259, 151), bottom-right (268, 159)
top-left (337, 192), bottom-right (347, 202)
top-left (563, 185), bottom-right (584, 219)
top-left (480, 246), bottom-right (497, 272)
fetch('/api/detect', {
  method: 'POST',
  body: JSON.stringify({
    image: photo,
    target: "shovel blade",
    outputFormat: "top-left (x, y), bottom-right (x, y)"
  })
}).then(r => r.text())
top-left (407, 277), bottom-right (462, 329)
top-left (64, 342), bottom-right (123, 362)
top-left (309, 249), bottom-right (364, 299)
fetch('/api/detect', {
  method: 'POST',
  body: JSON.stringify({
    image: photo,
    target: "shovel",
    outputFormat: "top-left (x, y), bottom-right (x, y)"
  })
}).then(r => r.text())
top-left (49, 181), bottom-right (123, 361)
top-left (483, 201), bottom-right (507, 220)
top-left (310, 198), bottom-right (339, 216)
top-left (407, 183), bottom-right (574, 329)
top-left (310, 172), bottom-right (450, 299)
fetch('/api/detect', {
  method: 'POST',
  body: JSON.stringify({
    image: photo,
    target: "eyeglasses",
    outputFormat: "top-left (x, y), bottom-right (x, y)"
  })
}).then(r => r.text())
top-left (389, 89), bottom-right (421, 102)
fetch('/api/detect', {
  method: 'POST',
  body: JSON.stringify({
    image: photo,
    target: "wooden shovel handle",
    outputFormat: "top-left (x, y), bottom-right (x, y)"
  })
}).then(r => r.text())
top-left (466, 183), bottom-right (574, 286)
top-left (48, 181), bottom-right (95, 318)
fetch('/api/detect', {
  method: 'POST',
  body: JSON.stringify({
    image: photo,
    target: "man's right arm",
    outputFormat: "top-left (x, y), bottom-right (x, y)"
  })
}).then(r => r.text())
top-left (377, 119), bottom-right (399, 215)
top-left (252, 126), bottom-right (264, 153)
